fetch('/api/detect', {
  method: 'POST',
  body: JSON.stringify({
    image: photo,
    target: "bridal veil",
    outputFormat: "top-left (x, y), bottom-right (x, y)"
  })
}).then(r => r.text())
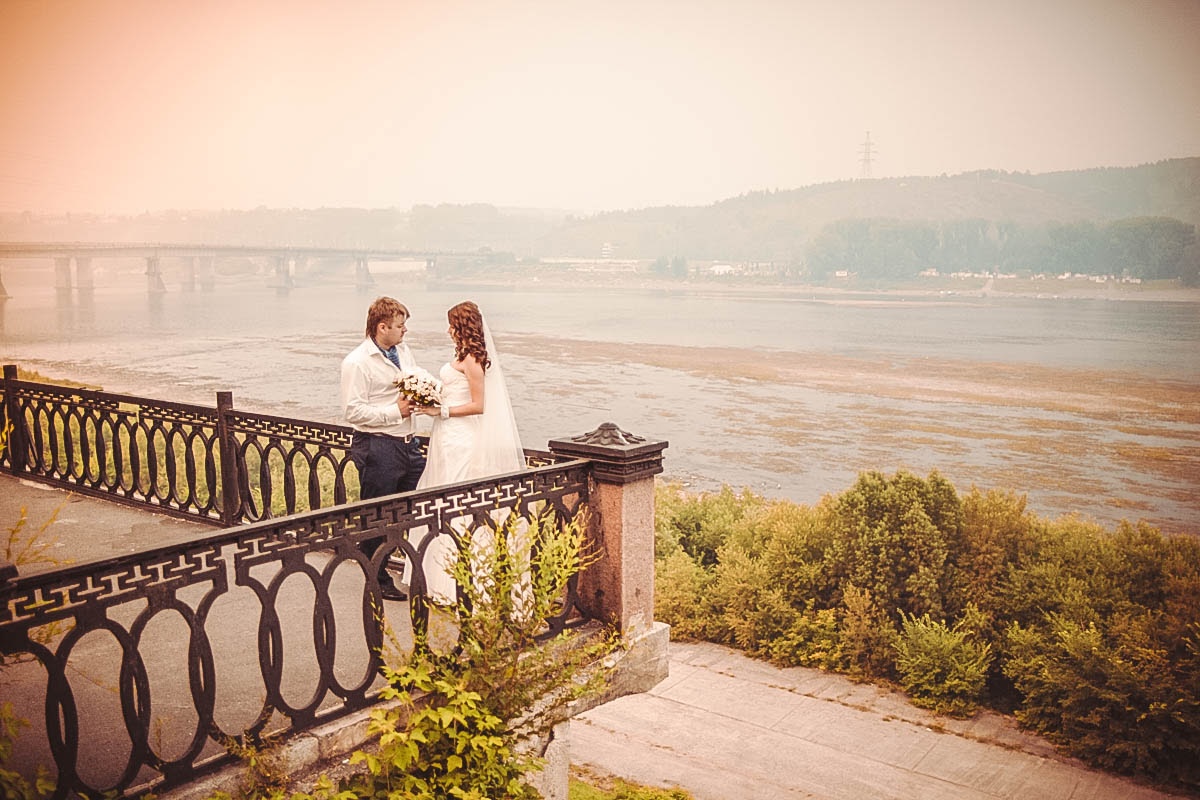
top-left (474, 314), bottom-right (525, 477)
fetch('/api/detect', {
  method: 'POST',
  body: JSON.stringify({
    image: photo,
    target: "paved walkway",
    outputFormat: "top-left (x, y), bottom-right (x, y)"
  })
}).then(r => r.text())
top-left (2, 475), bottom-right (1189, 799)
top-left (572, 641), bottom-right (1185, 799)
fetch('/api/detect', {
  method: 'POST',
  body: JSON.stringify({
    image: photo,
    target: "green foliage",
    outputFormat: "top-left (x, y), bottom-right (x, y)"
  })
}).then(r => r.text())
top-left (838, 585), bottom-right (896, 679)
top-left (350, 660), bottom-right (539, 800)
top-left (1003, 614), bottom-right (1200, 785)
top-left (568, 776), bottom-right (693, 799)
top-left (767, 603), bottom-right (844, 671)
top-left (207, 737), bottom-right (291, 800)
top-left (807, 214), bottom-right (1196, 281)
top-left (894, 611), bottom-right (992, 717)
top-left (707, 543), bottom-right (796, 657)
top-left (0, 704), bottom-right (53, 800)
top-left (825, 470), bottom-right (962, 621)
top-left (654, 473), bottom-right (1200, 789)
top-left (322, 506), bottom-right (619, 800)
top-left (652, 549), bottom-right (717, 641)
top-left (654, 484), bottom-right (764, 567)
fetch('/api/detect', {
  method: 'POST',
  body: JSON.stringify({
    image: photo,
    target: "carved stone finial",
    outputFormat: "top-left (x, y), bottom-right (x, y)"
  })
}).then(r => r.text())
top-left (547, 422), bottom-right (668, 485)
top-left (570, 422), bottom-right (646, 447)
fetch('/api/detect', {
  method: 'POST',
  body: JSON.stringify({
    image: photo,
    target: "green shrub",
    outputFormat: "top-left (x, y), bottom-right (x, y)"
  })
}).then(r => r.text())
top-left (654, 484), bottom-right (764, 567)
top-left (839, 584), bottom-right (897, 680)
top-left (825, 470), bottom-right (963, 621)
top-left (709, 544), bottom-right (799, 659)
top-left (768, 603), bottom-right (844, 670)
top-left (952, 487), bottom-right (1033, 627)
top-left (652, 475), bottom-right (1200, 788)
top-left (653, 549), bottom-right (717, 641)
top-left (1004, 613), bottom-right (1200, 785)
top-left (320, 506), bottom-right (619, 799)
top-left (894, 611), bottom-right (992, 717)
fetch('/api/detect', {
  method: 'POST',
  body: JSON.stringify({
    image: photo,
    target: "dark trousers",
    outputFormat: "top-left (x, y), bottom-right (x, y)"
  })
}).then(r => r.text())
top-left (350, 431), bottom-right (427, 587)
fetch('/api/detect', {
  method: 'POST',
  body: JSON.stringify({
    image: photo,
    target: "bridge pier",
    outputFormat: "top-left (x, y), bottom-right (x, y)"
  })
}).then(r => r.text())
top-left (181, 255), bottom-right (215, 292)
top-left (271, 255), bottom-right (294, 290)
top-left (54, 256), bottom-right (73, 291)
top-left (145, 256), bottom-right (167, 294)
top-left (182, 256), bottom-right (197, 292)
top-left (75, 256), bottom-right (94, 297)
top-left (198, 255), bottom-right (215, 291)
top-left (355, 257), bottom-right (374, 288)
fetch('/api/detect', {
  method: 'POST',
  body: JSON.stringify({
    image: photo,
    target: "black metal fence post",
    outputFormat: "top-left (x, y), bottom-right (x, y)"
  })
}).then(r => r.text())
top-left (3, 364), bottom-right (29, 474)
top-left (215, 390), bottom-right (241, 526)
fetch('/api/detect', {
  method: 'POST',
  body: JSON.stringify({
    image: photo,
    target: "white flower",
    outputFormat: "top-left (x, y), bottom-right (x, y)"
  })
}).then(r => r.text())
top-left (395, 369), bottom-right (442, 406)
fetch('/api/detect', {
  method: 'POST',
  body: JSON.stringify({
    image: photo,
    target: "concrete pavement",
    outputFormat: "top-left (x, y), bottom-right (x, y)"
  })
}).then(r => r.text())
top-left (572, 641), bottom-right (1186, 799)
top-left (2, 474), bottom-right (1189, 799)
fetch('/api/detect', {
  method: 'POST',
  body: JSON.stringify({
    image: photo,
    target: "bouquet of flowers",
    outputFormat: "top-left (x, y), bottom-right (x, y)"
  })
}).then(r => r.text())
top-left (395, 368), bottom-right (443, 407)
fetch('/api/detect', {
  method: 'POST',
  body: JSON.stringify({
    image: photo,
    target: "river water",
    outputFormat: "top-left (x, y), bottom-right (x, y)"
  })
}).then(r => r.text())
top-left (2, 265), bottom-right (1198, 535)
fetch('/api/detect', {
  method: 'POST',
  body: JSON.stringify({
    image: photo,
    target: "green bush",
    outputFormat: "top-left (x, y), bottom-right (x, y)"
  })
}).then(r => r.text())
top-left (653, 549), bottom-right (717, 641)
top-left (838, 584), bottom-right (897, 680)
top-left (653, 472), bottom-right (1200, 790)
top-left (654, 484), bottom-right (764, 567)
top-left (768, 603), bottom-right (844, 671)
top-left (1004, 613), bottom-right (1200, 785)
top-left (824, 470), bottom-right (962, 621)
top-left (894, 611), bottom-right (992, 717)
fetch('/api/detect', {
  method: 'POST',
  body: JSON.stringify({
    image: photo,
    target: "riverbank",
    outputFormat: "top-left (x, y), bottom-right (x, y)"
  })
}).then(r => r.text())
top-left (431, 267), bottom-right (1200, 304)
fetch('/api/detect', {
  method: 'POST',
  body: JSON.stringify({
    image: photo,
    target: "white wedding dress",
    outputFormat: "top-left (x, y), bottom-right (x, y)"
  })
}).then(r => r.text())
top-left (418, 363), bottom-right (479, 487)
top-left (410, 348), bottom-right (527, 606)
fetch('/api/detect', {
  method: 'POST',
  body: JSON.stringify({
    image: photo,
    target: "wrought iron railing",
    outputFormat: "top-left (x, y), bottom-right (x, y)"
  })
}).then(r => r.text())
top-left (2, 364), bottom-right (555, 526)
top-left (0, 366), bottom-right (600, 798)
top-left (1, 456), bottom-right (592, 799)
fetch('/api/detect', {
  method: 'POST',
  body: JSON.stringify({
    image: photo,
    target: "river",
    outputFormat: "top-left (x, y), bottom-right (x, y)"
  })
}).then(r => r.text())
top-left (2, 265), bottom-right (1198, 535)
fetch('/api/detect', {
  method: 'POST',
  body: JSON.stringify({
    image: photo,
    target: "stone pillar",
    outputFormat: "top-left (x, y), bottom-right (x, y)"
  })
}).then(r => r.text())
top-left (54, 256), bottom-right (73, 291)
top-left (355, 257), bottom-right (373, 289)
top-left (182, 256), bottom-right (197, 292)
top-left (197, 256), bottom-right (215, 292)
top-left (272, 256), bottom-right (293, 290)
top-left (0, 263), bottom-right (9, 298)
top-left (145, 256), bottom-right (167, 294)
top-left (548, 422), bottom-right (667, 637)
top-left (75, 257), bottom-right (94, 296)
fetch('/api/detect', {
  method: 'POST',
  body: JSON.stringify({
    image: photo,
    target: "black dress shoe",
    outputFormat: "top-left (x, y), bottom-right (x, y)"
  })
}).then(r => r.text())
top-left (380, 583), bottom-right (408, 601)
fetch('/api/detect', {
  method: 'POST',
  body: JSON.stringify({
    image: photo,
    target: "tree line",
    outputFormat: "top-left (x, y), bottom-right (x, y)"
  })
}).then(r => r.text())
top-left (803, 215), bottom-right (1198, 283)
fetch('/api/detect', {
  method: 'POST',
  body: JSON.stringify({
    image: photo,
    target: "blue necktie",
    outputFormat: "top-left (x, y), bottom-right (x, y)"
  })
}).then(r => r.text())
top-left (383, 346), bottom-right (401, 369)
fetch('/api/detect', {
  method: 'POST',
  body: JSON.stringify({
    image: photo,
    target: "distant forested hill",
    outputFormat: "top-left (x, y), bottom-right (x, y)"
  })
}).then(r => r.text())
top-left (2, 158), bottom-right (1197, 269)
top-left (534, 158), bottom-right (1200, 262)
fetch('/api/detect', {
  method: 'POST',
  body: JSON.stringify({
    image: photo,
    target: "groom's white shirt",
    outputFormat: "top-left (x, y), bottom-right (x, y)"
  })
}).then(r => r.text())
top-left (340, 337), bottom-right (417, 438)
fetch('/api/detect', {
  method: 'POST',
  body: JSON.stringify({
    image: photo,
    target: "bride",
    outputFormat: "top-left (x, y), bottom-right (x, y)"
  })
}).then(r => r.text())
top-left (411, 301), bottom-right (526, 604)
top-left (415, 300), bottom-right (525, 486)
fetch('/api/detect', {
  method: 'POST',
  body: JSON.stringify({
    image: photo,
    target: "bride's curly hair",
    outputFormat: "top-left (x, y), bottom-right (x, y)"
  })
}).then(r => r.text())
top-left (448, 301), bottom-right (490, 371)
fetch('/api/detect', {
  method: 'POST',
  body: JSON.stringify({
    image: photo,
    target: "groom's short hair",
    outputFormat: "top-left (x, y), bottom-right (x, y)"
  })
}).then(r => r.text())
top-left (365, 296), bottom-right (409, 338)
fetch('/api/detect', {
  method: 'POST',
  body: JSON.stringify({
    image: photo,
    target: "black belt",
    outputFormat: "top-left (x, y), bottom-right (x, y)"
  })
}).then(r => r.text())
top-left (357, 430), bottom-right (415, 444)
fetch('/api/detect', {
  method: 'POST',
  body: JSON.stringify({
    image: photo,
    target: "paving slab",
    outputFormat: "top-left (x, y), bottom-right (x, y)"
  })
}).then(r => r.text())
top-left (575, 640), bottom-right (1188, 800)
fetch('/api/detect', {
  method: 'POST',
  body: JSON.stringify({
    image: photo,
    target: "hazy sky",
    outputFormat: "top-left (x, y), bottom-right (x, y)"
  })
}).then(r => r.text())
top-left (1, 0), bottom-right (1198, 215)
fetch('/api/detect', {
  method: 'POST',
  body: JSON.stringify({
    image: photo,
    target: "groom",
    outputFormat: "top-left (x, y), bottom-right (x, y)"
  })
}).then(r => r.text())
top-left (340, 295), bottom-right (427, 601)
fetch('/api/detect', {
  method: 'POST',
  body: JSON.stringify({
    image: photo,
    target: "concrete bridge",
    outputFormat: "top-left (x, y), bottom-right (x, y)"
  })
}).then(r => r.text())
top-left (0, 242), bottom-right (467, 296)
